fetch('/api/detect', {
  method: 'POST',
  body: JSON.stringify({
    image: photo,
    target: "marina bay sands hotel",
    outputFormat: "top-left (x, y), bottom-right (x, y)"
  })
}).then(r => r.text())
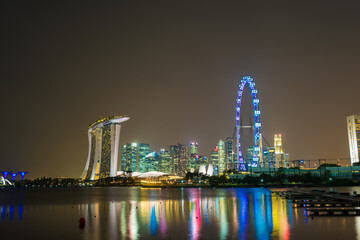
top-left (81, 116), bottom-right (129, 180)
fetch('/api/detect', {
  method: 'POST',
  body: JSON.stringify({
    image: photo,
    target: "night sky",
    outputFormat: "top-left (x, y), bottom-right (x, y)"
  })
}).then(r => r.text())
top-left (2, 1), bottom-right (360, 178)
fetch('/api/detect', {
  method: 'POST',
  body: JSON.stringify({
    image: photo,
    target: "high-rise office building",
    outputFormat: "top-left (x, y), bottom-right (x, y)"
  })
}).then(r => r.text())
top-left (138, 143), bottom-right (150, 172)
top-left (218, 140), bottom-right (226, 174)
top-left (259, 134), bottom-right (264, 167)
top-left (159, 149), bottom-right (171, 173)
top-left (225, 137), bottom-right (234, 170)
top-left (190, 141), bottom-right (198, 155)
top-left (197, 155), bottom-right (208, 166)
top-left (264, 147), bottom-right (276, 168)
top-left (189, 141), bottom-right (199, 172)
top-left (81, 116), bottom-right (129, 180)
top-left (121, 142), bottom-right (150, 172)
top-left (188, 156), bottom-right (197, 173)
top-left (170, 143), bottom-right (188, 176)
top-left (178, 144), bottom-right (188, 176)
top-left (143, 152), bottom-right (159, 172)
top-left (169, 145), bottom-right (178, 174)
top-left (274, 134), bottom-right (285, 168)
top-left (284, 153), bottom-right (290, 168)
top-left (211, 146), bottom-right (219, 175)
top-left (246, 147), bottom-right (254, 165)
top-left (263, 150), bottom-right (269, 167)
top-left (121, 143), bottom-right (138, 172)
top-left (347, 115), bottom-right (360, 165)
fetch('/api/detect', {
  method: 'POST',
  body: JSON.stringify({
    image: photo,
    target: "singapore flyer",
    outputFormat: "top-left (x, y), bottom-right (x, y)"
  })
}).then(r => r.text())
top-left (235, 76), bottom-right (261, 171)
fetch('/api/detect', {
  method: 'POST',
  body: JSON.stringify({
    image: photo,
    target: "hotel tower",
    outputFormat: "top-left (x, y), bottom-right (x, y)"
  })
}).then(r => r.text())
top-left (81, 116), bottom-right (129, 180)
top-left (347, 115), bottom-right (360, 165)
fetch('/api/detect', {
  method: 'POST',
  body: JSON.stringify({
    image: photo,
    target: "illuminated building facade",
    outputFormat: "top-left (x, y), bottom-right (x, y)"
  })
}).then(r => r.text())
top-left (169, 144), bottom-right (178, 174)
top-left (265, 147), bottom-right (276, 168)
top-left (190, 141), bottom-right (198, 154)
top-left (170, 143), bottom-right (188, 176)
top-left (121, 143), bottom-right (138, 172)
top-left (81, 116), bottom-right (129, 180)
top-left (211, 146), bottom-right (219, 175)
top-left (136, 143), bottom-right (150, 172)
top-left (259, 134), bottom-right (264, 166)
top-left (178, 144), bottom-right (188, 176)
top-left (197, 155), bottom-right (208, 168)
top-left (121, 142), bottom-right (150, 172)
top-left (225, 137), bottom-right (234, 170)
top-left (200, 156), bottom-right (208, 165)
top-left (143, 152), bottom-right (159, 172)
top-left (189, 142), bottom-right (198, 172)
top-left (347, 115), bottom-right (360, 165)
top-left (274, 134), bottom-right (285, 168)
top-left (159, 149), bottom-right (171, 173)
top-left (263, 150), bottom-right (269, 167)
top-left (218, 140), bottom-right (226, 174)
top-left (188, 156), bottom-right (196, 173)
top-left (246, 147), bottom-right (254, 165)
top-left (189, 141), bottom-right (197, 172)
top-left (285, 153), bottom-right (290, 168)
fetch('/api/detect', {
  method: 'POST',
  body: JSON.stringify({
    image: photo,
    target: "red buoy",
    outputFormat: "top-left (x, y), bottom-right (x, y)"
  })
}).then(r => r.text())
top-left (79, 218), bottom-right (85, 224)
top-left (79, 217), bottom-right (86, 229)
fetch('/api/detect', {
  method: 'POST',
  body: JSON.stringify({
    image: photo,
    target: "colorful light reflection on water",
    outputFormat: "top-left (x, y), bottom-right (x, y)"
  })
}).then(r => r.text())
top-left (75, 188), bottom-right (292, 240)
top-left (1, 187), bottom-right (359, 240)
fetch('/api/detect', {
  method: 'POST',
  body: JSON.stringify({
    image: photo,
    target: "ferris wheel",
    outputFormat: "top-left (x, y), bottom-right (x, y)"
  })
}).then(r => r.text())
top-left (235, 76), bottom-right (261, 171)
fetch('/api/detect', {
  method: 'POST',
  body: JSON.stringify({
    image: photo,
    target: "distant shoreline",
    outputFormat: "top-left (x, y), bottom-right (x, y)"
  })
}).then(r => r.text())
top-left (2, 182), bottom-right (359, 189)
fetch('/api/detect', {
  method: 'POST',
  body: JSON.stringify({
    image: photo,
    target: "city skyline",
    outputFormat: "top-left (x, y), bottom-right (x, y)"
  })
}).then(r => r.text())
top-left (2, 1), bottom-right (360, 178)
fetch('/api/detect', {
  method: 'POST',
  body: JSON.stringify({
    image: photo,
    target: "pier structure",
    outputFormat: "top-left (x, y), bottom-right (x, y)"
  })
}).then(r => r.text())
top-left (273, 189), bottom-right (360, 217)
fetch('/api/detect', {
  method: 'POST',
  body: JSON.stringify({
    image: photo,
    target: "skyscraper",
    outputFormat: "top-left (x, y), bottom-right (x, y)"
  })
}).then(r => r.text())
top-left (121, 143), bottom-right (138, 172)
top-left (218, 140), bottom-right (226, 174)
top-left (197, 155), bottom-right (208, 166)
top-left (274, 134), bottom-right (285, 168)
top-left (169, 144), bottom-right (178, 174)
top-left (211, 146), bottom-right (219, 175)
top-left (143, 152), bottom-right (159, 172)
top-left (246, 147), bottom-right (254, 165)
top-left (81, 116), bottom-right (129, 180)
top-left (190, 141), bottom-right (198, 155)
top-left (225, 137), bottom-right (234, 170)
top-left (169, 143), bottom-right (188, 176)
top-left (178, 144), bottom-right (188, 176)
top-left (138, 143), bottom-right (151, 172)
top-left (189, 141), bottom-right (198, 172)
top-left (347, 115), bottom-right (360, 165)
top-left (121, 142), bottom-right (150, 172)
top-left (159, 149), bottom-right (171, 173)
top-left (264, 147), bottom-right (276, 168)
top-left (259, 134), bottom-right (264, 167)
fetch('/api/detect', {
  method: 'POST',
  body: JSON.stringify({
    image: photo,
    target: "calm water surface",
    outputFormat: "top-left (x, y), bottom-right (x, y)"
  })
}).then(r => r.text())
top-left (1, 186), bottom-right (360, 240)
